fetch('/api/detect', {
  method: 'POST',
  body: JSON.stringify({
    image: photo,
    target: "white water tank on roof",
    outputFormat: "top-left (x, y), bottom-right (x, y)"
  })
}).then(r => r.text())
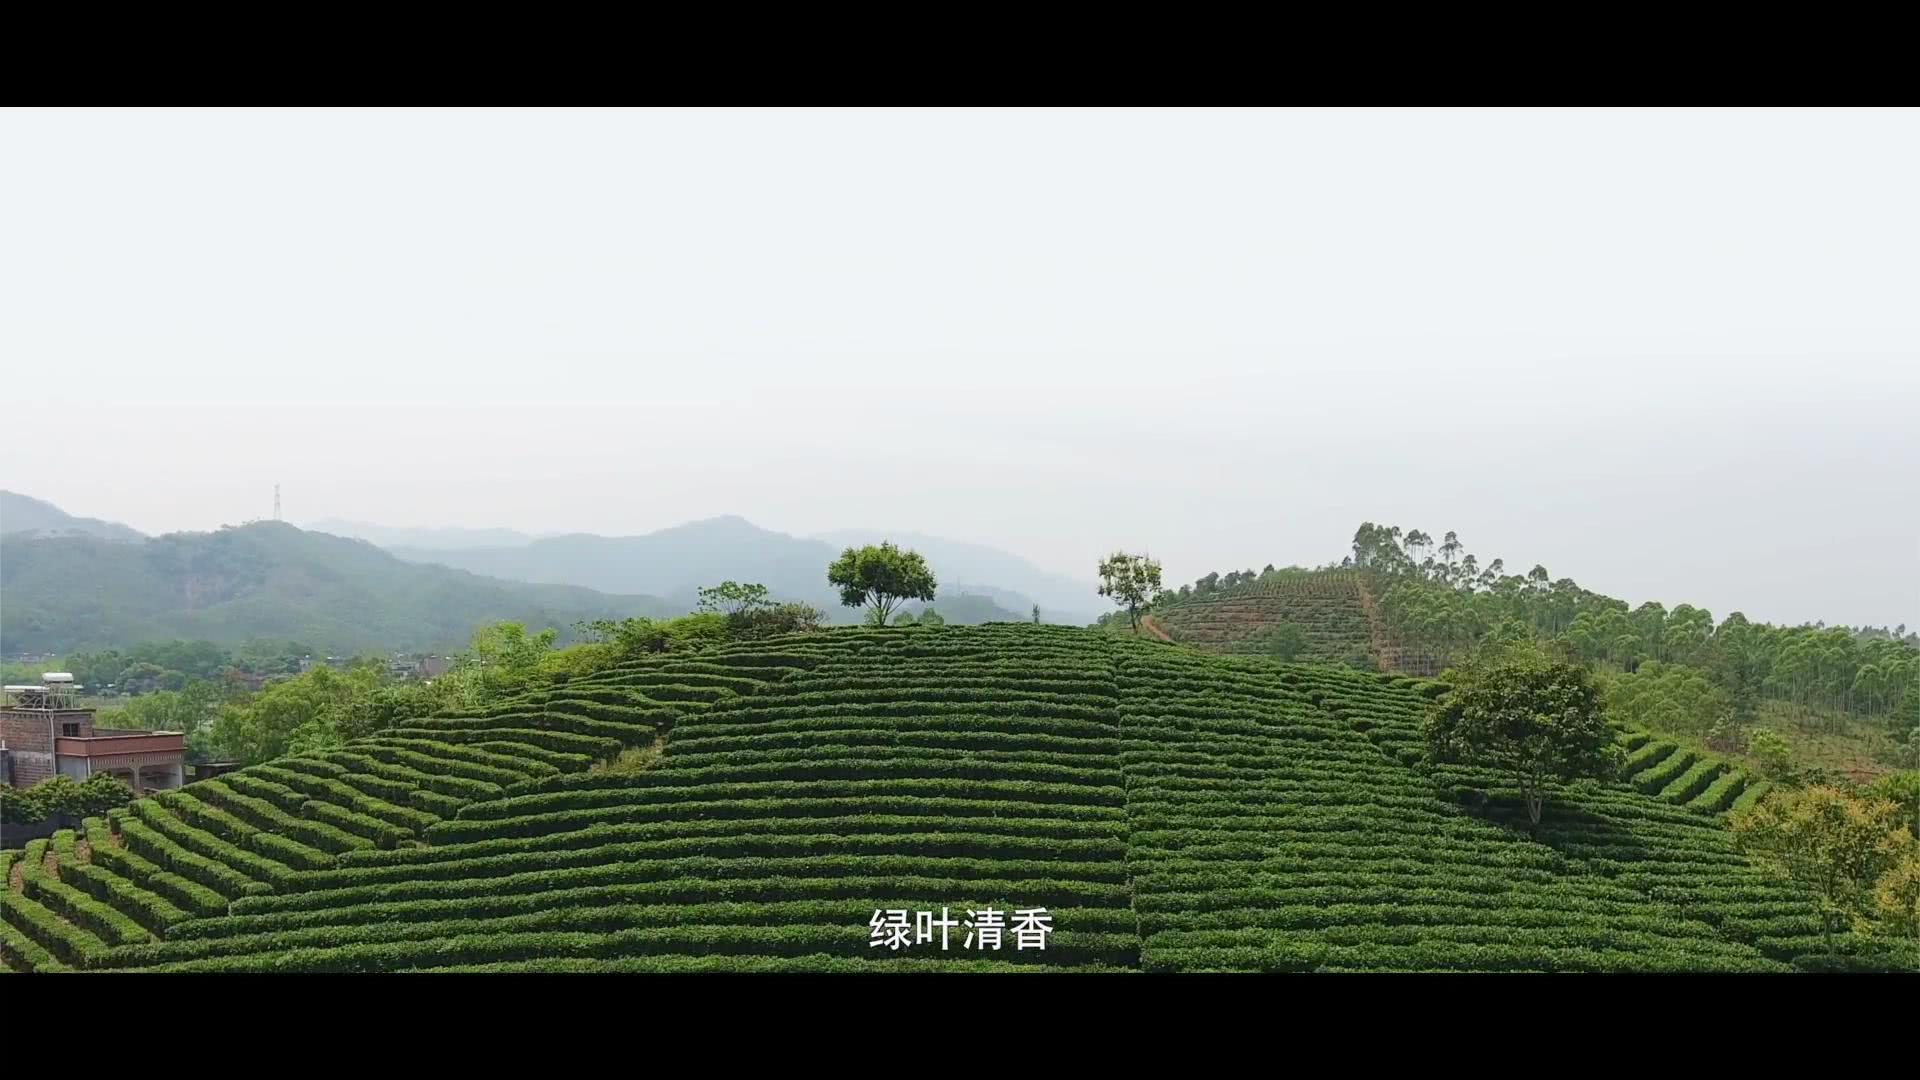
top-left (43, 672), bottom-right (74, 683)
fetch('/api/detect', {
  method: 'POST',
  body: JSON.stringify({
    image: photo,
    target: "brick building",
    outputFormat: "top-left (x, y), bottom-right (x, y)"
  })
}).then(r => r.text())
top-left (0, 675), bottom-right (186, 793)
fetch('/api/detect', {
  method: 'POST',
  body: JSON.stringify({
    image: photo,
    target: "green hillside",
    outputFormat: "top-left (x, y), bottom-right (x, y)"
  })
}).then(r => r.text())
top-left (1146, 530), bottom-right (1918, 784)
top-left (5, 623), bottom-right (1908, 973)
top-left (0, 522), bottom-right (677, 655)
top-left (1149, 570), bottom-right (1381, 668)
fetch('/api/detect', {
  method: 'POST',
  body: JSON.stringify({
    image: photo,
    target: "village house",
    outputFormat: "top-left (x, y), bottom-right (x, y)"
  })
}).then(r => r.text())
top-left (0, 674), bottom-right (186, 793)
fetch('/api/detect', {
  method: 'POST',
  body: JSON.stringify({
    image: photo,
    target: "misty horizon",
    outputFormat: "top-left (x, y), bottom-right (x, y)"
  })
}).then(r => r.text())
top-left (3, 486), bottom-right (1911, 634)
top-left (3, 108), bottom-right (1916, 631)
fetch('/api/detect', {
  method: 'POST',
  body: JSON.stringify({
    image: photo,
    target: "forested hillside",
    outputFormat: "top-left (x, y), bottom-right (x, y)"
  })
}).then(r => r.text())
top-left (5, 624), bottom-right (1914, 973)
top-left (1344, 524), bottom-right (1919, 775)
top-left (0, 523), bottom-right (677, 654)
top-left (0, 499), bottom-right (1053, 658)
top-left (1140, 524), bottom-right (1920, 783)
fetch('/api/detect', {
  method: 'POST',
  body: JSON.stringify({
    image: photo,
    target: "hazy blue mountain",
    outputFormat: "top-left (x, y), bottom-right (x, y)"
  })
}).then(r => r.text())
top-left (0, 495), bottom-right (1092, 647)
top-left (1, 490), bottom-right (146, 543)
top-left (390, 515), bottom-right (1075, 624)
top-left (0, 522), bottom-right (675, 655)
top-left (898, 593), bottom-right (1026, 625)
top-left (307, 519), bottom-right (546, 551)
top-left (392, 516), bottom-right (836, 601)
top-left (931, 582), bottom-right (1092, 626)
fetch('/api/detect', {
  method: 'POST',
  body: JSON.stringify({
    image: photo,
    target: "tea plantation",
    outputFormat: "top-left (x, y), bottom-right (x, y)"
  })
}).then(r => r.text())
top-left (3, 624), bottom-right (1909, 973)
top-left (1150, 571), bottom-right (1380, 669)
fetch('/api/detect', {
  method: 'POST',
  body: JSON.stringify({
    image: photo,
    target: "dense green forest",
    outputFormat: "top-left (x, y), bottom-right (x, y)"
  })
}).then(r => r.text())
top-left (1340, 523), bottom-right (1917, 739)
top-left (1138, 524), bottom-right (1919, 768)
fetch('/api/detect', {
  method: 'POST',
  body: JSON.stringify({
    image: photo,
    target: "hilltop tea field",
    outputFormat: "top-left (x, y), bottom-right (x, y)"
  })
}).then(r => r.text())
top-left (3, 624), bottom-right (1912, 974)
top-left (1149, 571), bottom-right (1379, 668)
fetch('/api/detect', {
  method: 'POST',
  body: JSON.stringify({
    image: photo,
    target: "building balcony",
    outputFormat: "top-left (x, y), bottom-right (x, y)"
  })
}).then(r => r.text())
top-left (53, 731), bottom-right (187, 792)
top-left (55, 732), bottom-right (186, 758)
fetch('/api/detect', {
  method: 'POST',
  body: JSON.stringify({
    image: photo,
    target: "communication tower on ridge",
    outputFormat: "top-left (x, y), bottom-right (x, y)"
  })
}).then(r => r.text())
top-left (274, 483), bottom-right (281, 521)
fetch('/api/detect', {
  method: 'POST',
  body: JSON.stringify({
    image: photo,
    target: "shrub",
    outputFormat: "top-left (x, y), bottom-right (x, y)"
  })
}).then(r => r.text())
top-left (0, 772), bottom-right (131, 824)
top-left (1750, 729), bottom-right (1796, 782)
top-left (731, 603), bottom-right (826, 638)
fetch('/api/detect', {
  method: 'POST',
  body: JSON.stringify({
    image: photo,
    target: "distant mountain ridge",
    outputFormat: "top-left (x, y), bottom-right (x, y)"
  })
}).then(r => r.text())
top-left (0, 520), bottom-right (677, 654)
top-left (384, 515), bottom-right (1097, 625)
top-left (0, 494), bottom-right (1096, 653)
top-left (1, 490), bottom-right (146, 543)
top-left (306, 519), bottom-right (550, 551)
top-left (389, 516), bottom-right (834, 609)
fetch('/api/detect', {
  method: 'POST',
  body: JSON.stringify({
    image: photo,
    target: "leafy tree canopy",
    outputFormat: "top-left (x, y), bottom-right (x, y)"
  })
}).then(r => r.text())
top-left (1423, 640), bottom-right (1620, 827)
top-left (206, 663), bottom-right (381, 765)
top-left (1097, 552), bottom-right (1163, 633)
top-left (696, 581), bottom-right (772, 617)
top-left (0, 773), bottom-right (132, 825)
top-left (94, 679), bottom-right (225, 743)
top-left (1252, 622), bottom-right (1310, 661)
top-left (1606, 661), bottom-right (1730, 738)
top-left (1731, 784), bottom-right (1917, 951)
top-left (1869, 771), bottom-right (1920, 840)
top-left (827, 543), bottom-right (936, 626)
top-left (1749, 728), bottom-right (1797, 781)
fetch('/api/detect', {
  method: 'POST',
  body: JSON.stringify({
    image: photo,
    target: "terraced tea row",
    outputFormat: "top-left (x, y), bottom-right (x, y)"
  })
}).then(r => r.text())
top-left (0, 654), bottom-right (759, 972)
top-left (1341, 673), bottom-right (1894, 967)
top-left (1152, 575), bottom-right (1375, 668)
top-left (1612, 729), bottom-right (1770, 816)
top-left (3, 623), bottom-right (1905, 974)
top-left (1115, 649), bottom-right (1800, 971)
top-left (80, 626), bottom-right (1139, 972)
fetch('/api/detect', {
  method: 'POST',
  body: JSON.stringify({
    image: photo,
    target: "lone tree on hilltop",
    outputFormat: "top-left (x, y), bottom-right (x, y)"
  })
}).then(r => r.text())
top-left (827, 542), bottom-right (937, 627)
top-left (1098, 551), bottom-right (1164, 634)
top-left (697, 581), bottom-right (772, 617)
top-left (1422, 640), bottom-right (1620, 830)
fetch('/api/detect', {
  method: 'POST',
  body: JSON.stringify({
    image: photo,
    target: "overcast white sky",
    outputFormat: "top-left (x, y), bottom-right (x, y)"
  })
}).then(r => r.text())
top-left (3, 108), bottom-right (1915, 628)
